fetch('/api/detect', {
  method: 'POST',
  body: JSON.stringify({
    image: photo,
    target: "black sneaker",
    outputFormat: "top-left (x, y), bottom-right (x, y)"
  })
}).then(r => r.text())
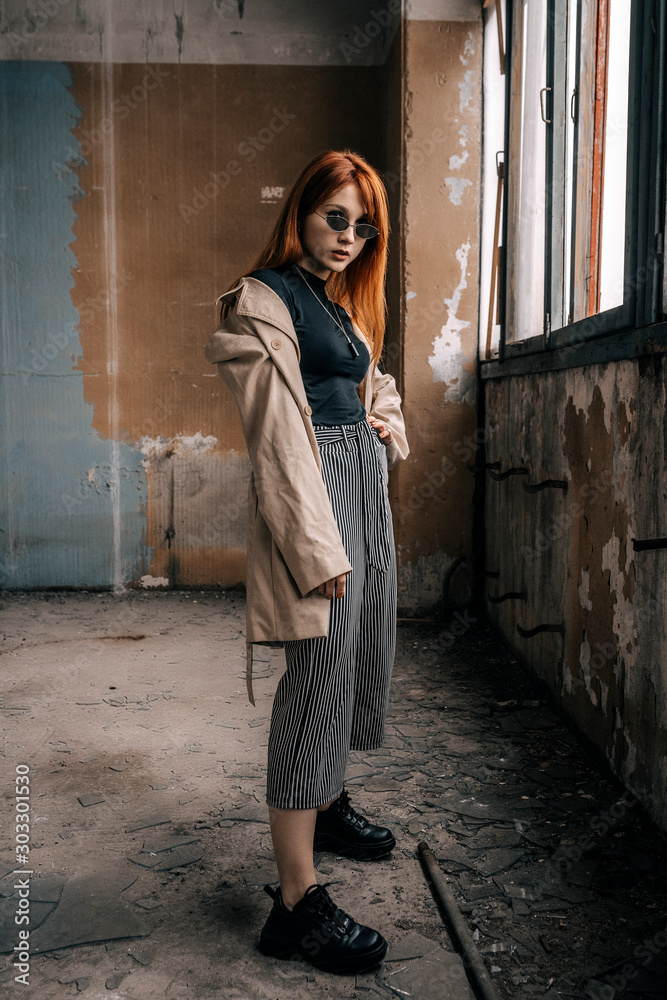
top-left (313, 788), bottom-right (396, 860)
top-left (258, 883), bottom-right (387, 975)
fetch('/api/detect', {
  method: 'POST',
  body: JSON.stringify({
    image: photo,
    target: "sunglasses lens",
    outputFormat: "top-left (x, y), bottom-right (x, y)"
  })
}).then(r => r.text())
top-left (322, 215), bottom-right (379, 239)
top-left (326, 216), bottom-right (348, 232)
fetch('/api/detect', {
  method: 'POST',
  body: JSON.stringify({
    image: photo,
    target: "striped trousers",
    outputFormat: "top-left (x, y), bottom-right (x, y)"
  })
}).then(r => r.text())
top-left (266, 419), bottom-right (397, 810)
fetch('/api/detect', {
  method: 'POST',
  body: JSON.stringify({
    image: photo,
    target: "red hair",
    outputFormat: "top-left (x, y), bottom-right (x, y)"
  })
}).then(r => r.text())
top-left (227, 150), bottom-right (390, 365)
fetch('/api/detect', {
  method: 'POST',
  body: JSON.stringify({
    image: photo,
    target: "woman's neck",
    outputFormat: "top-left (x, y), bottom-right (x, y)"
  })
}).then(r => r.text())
top-left (296, 257), bottom-right (330, 282)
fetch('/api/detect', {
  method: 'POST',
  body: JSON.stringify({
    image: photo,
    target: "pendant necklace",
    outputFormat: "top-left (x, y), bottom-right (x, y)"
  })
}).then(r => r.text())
top-left (293, 265), bottom-right (360, 358)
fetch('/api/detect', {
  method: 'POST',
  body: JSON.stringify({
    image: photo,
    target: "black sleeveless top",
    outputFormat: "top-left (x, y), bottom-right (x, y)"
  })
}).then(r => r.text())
top-left (249, 264), bottom-right (369, 426)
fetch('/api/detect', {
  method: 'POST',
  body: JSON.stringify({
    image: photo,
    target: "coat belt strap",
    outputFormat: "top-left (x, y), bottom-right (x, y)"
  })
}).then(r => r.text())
top-left (246, 643), bottom-right (256, 706)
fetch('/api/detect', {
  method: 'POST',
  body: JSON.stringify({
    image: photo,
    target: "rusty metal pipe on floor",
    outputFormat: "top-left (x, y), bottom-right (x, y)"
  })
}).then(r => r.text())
top-left (417, 842), bottom-right (504, 1000)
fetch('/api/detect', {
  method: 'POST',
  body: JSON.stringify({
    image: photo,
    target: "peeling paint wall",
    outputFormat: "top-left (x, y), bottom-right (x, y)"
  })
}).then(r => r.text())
top-left (0, 51), bottom-right (387, 589)
top-left (2, 2), bottom-right (484, 609)
top-left (65, 60), bottom-right (386, 590)
top-left (484, 359), bottom-right (667, 831)
top-left (0, 61), bottom-right (151, 589)
top-left (393, 15), bottom-right (482, 615)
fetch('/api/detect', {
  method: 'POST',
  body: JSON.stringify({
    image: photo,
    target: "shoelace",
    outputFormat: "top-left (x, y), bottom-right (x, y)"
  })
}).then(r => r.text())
top-left (312, 884), bottom-right (353, 934)
top-left (265, 882), bottom-right (354, 936)
top-left (335, 789), bottom-right (368, 830)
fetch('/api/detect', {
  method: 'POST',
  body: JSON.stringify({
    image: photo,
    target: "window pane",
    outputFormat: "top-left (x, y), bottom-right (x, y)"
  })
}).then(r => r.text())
top-left (598, 0), bottom-right (630, 312)
top-left (509, 0), bottom-right (547, 342)
top-left (563, 0), bottom-right (578, 323)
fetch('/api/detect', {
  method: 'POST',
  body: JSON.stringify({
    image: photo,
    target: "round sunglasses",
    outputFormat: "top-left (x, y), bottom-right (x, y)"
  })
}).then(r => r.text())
top-left (313, 212), bottom-right (379, 240)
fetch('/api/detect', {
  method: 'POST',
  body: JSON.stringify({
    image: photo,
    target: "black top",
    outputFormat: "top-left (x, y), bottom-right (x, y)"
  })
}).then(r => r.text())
top-left (249, 264), bottom-right (369, 426)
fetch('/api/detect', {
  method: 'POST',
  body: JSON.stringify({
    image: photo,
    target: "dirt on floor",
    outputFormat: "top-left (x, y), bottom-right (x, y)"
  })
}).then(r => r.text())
top-left (0, 591), bottom-right (666, 1000)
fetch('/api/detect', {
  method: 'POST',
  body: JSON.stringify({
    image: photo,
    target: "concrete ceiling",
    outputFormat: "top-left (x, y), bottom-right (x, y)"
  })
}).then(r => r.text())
top-left (0, 0), bottom-right (482, 65)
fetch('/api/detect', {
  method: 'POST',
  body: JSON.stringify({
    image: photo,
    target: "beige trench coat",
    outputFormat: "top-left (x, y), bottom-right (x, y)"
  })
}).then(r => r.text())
top-left (204, 276), bottom-right (409, 701)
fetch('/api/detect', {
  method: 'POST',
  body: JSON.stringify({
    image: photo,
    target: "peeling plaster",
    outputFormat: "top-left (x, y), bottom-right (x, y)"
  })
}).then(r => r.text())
top-left (448, 150), bottom-right (469, 170)
top-left (623, 729), bottom-right (637, 777)
top-left (459, 30), bottom-right (476, 66)
top-left (140, 574), bottom-right (169, 588)
top-left (562, 662), bottom-right (575, 695)
top-left (578, 568), bottom-right (593, 611)
top-left (601, 527), bottom-right (635, 655)
top-left (459, 69), bottom-right (476, 111)
top-left (428, 242), bottom-right (475, 404)
top-left (444, 176), bottom-right (472, 204)
top-left (138, 432), bottom-right (217, 458)
top-left (579, 640), bottom-right (599, 707)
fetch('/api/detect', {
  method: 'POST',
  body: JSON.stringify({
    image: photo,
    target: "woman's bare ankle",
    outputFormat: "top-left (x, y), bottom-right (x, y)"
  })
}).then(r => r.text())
top-left (317, 796), bottom-right (339, 812)
top-left (280, 881), bottom-right (317, 911)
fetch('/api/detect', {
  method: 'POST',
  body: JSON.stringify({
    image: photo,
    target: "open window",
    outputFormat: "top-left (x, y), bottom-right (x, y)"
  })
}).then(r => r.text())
top-left (482, 0), bottom-right (666, 366)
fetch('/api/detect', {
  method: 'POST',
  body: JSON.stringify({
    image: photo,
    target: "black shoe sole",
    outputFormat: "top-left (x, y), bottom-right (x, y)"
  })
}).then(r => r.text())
top-left (259, 935), bottom-right (387, 975)
top-left (312, 834), bottom-right (396, 861)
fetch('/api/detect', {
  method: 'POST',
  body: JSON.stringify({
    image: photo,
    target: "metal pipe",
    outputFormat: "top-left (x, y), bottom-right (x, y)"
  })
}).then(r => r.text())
top-left (417, 842), bottom-right (505, 1000)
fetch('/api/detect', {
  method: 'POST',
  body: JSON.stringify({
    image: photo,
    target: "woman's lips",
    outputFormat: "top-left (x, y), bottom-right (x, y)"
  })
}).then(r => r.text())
top-left (331, 250), bottom-right (349, 259)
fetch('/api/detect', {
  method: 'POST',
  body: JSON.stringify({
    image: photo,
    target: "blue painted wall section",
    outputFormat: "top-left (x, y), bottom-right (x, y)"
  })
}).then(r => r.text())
top-left (0, 62), bottom-right (151, 588)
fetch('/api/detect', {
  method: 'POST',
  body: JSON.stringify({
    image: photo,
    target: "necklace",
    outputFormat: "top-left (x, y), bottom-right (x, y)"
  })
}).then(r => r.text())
top-left (293, 265), bottom-right (360, 358)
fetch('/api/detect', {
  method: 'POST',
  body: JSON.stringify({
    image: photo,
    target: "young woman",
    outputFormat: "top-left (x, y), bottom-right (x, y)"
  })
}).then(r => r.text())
top-left (205, 150), bottom-right (409, 976)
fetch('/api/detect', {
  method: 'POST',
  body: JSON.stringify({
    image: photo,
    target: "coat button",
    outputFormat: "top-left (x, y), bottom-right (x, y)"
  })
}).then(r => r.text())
top-left (270, 338), bottom-right (282, 350)
top-left (304, 405), bottom-right (312, 415)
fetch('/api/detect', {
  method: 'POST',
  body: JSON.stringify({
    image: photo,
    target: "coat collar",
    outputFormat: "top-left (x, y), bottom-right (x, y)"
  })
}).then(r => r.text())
top-left (217, 276), bottom-right (297, 346)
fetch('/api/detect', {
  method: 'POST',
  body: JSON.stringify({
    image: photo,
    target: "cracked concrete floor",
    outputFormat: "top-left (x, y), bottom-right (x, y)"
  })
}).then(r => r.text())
top-left (1, 591), bottom-right (667, 1000)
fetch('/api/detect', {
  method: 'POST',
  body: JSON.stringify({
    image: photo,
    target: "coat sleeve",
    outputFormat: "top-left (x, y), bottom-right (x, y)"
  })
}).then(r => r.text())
top-left (368, 366), bottom-right (410, 471)
top-left (205, 314), bottom-right (352, 596)
top-left (351, 320), bottom-right (409, 471)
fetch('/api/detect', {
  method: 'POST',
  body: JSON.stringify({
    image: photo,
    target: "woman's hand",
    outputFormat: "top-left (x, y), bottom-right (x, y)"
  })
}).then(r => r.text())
top-left (317, 573), bottom-right (350, 600)
top-left (366, 414), bottom-right (393, 445)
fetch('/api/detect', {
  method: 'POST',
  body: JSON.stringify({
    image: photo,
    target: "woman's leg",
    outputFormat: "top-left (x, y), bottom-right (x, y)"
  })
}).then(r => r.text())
top-left (259, 428), bottom-right (387, 972)
top-left (268, 806), bottom-right (318, 909)
top-left (269, 798), bottom-right (339, 909)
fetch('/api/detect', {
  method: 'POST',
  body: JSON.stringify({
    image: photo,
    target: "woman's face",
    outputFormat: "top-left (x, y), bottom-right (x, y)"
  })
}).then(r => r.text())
top-left (298, 182), bottom-right (370, 280)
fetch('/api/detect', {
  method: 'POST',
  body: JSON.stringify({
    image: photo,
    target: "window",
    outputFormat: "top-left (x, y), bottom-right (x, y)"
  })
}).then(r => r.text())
top-left (554, 0), bottom-right (631, 335)
top-left (481, 0), bottom-right (666, 365)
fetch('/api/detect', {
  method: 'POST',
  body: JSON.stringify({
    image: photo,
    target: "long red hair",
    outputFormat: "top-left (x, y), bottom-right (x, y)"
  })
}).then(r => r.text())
top-left (226, 150), bottom-right (390, 365)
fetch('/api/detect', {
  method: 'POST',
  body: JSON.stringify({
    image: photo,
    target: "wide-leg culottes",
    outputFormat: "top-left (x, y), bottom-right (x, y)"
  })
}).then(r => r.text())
top-left (266, 419), bottom-right (397, 810)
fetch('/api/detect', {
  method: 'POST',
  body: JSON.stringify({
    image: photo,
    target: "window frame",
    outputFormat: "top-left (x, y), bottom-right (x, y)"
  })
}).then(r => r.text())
top-left (487, 0), bottom-right (666, 375)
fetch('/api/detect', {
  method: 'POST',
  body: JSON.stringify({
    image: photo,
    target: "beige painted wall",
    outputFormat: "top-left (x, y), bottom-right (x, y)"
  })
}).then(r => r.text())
top-left (69, 61), bottom-right (387, 588)
top-left (393, 17), bottom-right (483, 615)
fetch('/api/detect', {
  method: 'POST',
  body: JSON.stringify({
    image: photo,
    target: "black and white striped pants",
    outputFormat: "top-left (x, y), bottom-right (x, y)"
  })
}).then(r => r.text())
top-left (266, 419), bottom-right (397, 810)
